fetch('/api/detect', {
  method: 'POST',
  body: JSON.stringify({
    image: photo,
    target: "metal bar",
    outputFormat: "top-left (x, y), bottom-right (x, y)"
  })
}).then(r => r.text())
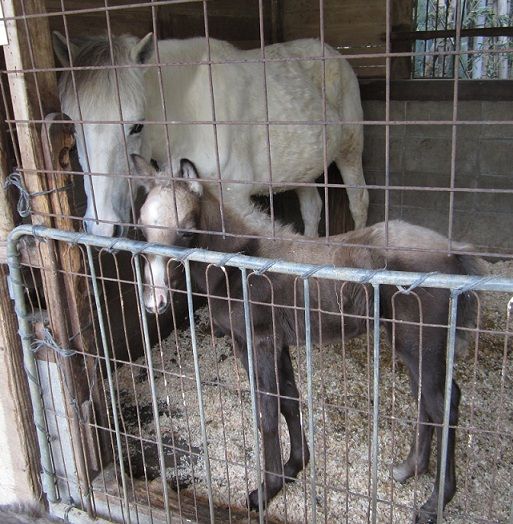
top-left (370, 284), bottom-right (381, 523)
top-left (240, 267), bottom-right (264, 521)
top-left (9, 226), bottom-right (513, 292)
top-left (84, 245), bottom-right (131, 522)
top-left (303, 277), bottom-right (317, 522)
top-left (6, 241), bottom-right (58, 502)
top-left (437, 291), bottom-right (459, 523)
top-left (133, 254), bottom-right (172, 524)
top-left (183, 259), bottom-right (216, 524)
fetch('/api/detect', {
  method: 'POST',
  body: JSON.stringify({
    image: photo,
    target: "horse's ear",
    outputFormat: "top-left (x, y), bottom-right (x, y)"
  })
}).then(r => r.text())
top-left (130, 33), bottom-right (154, 65)
top-left (180, 159), bottom-right (203, 196)
top-left (52, 31), bottom-right (78, 67)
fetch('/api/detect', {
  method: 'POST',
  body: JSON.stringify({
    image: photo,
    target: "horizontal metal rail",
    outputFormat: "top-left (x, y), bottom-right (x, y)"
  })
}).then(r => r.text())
top-left (8, 225), bottom-right (513, 292)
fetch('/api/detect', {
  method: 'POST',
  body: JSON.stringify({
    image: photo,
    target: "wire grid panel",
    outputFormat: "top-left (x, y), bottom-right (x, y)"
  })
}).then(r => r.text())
top-left (7, 225), bottom-right (513, 524)
top-left (1, 0), bottom-right (513, 265)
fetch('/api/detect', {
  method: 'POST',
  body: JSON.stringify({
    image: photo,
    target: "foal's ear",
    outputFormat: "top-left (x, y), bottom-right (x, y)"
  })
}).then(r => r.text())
top-left (52, 31), bottom-right (79, 67)
top-left (130, 33), bottom-right (154, 65)
top-left (130, 154), bottom-right (156, 181)
top-left (180, 159), bottom-right (203, 196)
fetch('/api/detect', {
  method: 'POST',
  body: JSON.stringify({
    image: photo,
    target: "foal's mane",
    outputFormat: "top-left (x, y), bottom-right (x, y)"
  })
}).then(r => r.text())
top-left (198, 189), bottom-right (298, 242)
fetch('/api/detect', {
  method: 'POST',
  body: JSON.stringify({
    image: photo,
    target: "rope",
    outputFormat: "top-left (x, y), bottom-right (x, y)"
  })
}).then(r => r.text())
top-left (4, 172), bottom-right (72, 218)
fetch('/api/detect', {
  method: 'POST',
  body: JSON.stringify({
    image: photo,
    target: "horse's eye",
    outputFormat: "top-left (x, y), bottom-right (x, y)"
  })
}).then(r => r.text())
top-left (180, 231), bottom-right (194, 239)
top-left (129, 123), bottom-right (144, 135)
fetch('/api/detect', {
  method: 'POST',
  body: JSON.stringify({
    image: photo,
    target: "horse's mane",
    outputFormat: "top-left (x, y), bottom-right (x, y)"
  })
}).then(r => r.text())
top-left (58, 34), bottom-right (146, 116)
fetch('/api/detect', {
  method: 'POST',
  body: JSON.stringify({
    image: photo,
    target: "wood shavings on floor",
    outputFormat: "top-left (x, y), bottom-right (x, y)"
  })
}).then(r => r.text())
top-left (111, 259), bottom-right (513, 523)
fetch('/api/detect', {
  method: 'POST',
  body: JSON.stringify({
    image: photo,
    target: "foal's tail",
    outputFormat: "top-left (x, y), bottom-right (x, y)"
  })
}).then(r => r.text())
top-left (454, 253), bottom-right (488, 357)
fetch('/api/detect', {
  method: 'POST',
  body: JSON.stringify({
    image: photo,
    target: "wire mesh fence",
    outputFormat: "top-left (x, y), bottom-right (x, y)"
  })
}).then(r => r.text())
top-left (6, 225), bottom-right (513, 523)
top-left (1, 1), bottom-right (513, 523)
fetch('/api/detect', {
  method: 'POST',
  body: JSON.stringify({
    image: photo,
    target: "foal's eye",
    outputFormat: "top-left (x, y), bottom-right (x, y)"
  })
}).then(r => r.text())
top-left (129, 123), bottom-right (144, 135)
top-left (179, 231), bottom-right (194, 239)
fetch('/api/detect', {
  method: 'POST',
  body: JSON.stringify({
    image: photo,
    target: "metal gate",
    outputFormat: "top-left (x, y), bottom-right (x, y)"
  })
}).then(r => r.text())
top-left (6, 224), bottom-right (513, 524)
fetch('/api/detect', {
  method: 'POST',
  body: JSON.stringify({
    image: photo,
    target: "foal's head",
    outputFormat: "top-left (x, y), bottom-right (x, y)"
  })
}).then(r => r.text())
top-left (133, 154), bottom-right (202, 314)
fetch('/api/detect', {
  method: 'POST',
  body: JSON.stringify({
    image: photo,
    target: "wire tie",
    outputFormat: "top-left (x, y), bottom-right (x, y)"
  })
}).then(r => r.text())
top-left (4, 172), bottom-right (73, 218)
top-left (216, 252), bottom-right (241, 267)
top-left (358, 268), bottom-right (383, 284)
top-left (254, 260), bottom-right (277, 275)
top-left (175, 248), bottom-right (197, 264)
top-left (396, 271), bottom-right (439, 295)
top-left (106, 238), bottom-right (121, 254)
top-left (31, 327), bottom-right (77, 358)
top-left (301, 264), bottom-right (334, 280)
top-left (455, 275), bottom-right (495, 295)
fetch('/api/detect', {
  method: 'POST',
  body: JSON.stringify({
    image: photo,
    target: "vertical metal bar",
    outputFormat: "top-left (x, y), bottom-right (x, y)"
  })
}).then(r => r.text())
top-left (241, 267), bottom-right (264, 522)
top-left (370, 284), bottom-right (381, 523)
top-left (183, 259), bottom-right (215, 524)
top-left (437, 290), bottom-right (459, 523)
top-left (133, 254), bottom-right (172, 524)
top-left (6, 242), bottom-right (58, 503)
top-left (303, 277), bottom-right (317, 522)
top-left (85, 245), bottom-right (131, 523)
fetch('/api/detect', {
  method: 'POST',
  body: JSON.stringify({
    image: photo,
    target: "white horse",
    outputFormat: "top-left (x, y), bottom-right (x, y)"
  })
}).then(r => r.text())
top-left (53, 32), bottom-right (368, 237)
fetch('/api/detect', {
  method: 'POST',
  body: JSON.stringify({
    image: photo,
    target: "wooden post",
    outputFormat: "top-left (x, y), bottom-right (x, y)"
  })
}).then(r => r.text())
top-left (0, 65), bottom-right (41, 505)
top-left (391, 0), bottom-right (414, 79)
top-left (2, 1), bottom-right (103, 513)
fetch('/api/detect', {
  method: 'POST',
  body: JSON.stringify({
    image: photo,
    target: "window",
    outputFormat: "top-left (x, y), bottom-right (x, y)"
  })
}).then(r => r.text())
top-left (412, 0), bottom-right (513, 79)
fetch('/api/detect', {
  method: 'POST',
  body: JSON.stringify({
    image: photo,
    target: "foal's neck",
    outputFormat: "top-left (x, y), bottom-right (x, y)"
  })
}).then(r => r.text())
top-left (196, 193), bottom-right (296, 255)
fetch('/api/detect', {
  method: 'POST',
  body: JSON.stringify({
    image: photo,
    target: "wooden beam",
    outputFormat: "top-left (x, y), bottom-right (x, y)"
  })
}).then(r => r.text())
top-left (391, 26), bottom-right (513, 41)
top-left (359, 79), bottom-right (513, 101)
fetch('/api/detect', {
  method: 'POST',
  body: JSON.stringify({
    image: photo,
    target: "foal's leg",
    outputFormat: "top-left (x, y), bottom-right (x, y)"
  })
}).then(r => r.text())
top-left (279, 346), bottom-right (310, 481)
top-left (238, 337), bottom-right (285, 511)
top-left (393, 377), bottom-right (433, 483)
top-left (415, 379), bottom-right (460, 524)
top-left (296, 186), bottom-right (322, 237)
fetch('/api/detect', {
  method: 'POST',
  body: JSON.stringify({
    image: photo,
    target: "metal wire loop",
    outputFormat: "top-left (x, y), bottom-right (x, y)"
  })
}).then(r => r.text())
top-left (396, 271), bottom-right (439, 294)
top-left (216, 252), bottom-right (241, 267)
top-left (175, 248), bottom-right (199, 264)
top-left (254, 260), bottom-right (277, 275)
top-left (454, 275), bottom-right (496, 295)
top-left (358, 268), bottom-right (384, 284)
top-left (301, 263), bottom-right (334, 280)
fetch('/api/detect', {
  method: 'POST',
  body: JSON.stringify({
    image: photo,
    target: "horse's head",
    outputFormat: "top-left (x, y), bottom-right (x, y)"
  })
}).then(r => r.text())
top-left (53, 32), bottom-right (155, 237)
top-left (133, 154), bottom-right (202, 314)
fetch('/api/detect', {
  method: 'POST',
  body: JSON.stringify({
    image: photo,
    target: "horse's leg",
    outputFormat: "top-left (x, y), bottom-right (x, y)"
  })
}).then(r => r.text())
top-left (334, 138), bottom-right (368, 230)
top-left (296, 186), bottom-right (322, 237)
top-left (234, 336), bottom-right (284, 511)
top-left (279, 346), bottom-right (309, 481)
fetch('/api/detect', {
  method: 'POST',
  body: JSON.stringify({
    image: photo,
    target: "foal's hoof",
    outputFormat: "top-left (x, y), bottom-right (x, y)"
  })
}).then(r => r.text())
top-left (414, 507), bottom-right (437, 524)
top-left (392, 461), bottom-right (428, 484)
top-left (247, 489), bottom-right (266, 512)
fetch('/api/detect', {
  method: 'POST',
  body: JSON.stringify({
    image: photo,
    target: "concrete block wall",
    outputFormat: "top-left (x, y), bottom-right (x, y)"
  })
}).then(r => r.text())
top-left (362, 100), bottom-right (513, 256)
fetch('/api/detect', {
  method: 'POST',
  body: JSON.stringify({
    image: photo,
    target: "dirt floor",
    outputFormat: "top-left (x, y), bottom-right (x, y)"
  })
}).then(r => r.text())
top-left (110, 259), bottom-right (513, 523)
